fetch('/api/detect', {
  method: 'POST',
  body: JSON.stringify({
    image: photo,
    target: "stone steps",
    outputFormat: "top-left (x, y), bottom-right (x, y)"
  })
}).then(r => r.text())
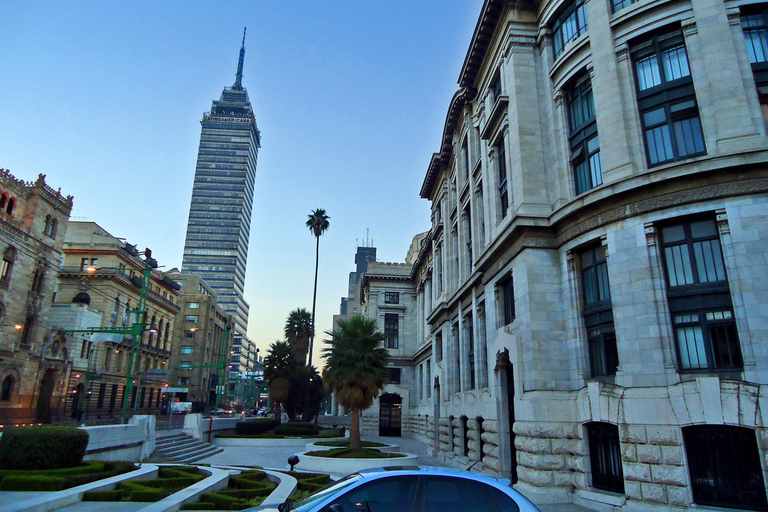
top-left (147, 433), bottom-right (222, 463)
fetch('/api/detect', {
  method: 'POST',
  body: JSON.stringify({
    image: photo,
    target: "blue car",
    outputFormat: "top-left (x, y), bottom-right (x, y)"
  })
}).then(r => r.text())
top-left (258, 466), bottom-right (540, 512)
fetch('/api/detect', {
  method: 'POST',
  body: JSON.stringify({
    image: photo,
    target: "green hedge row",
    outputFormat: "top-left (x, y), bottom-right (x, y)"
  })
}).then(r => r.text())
top-left (181, 468), bottom-right (275, 510)
top-left (82, 465), bottom-right (206, 503)
top-left (0, 475), bottom-right (66, 491)
top-left (0, 461), bottom-right (137, 490)
top-left (234, 419), bottom-right (280, 436)
top-left (0, 426), bottom-right (89, 470)
top-left (284, 421), bottom-right (320, 431)
top-left (273, 426), bottom-right (319, 436)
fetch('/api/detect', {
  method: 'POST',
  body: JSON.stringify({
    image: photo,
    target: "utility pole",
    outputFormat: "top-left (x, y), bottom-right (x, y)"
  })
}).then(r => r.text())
top-left (65, 250), bottom-right (157, 423)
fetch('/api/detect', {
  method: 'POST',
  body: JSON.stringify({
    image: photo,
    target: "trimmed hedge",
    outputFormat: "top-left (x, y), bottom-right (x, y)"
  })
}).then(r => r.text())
top-left (181, 468), bottom-right (275, 510)
top-left (306, 447), bottom-right (405, 459)
top-left (234, 419), bottom-right (279, 436)
top-left (0, 475), bottom-right (66, 491)
top-left (0, 426), bottom-right (89, 470)
top-left (273, 426), bottom-right (318, 436)
top-left (284, 421), bottom-right (320, 432)
top-left (0, 460), bottom-right (137, 490)
top-left (83, 465), bottom-right (206, 502)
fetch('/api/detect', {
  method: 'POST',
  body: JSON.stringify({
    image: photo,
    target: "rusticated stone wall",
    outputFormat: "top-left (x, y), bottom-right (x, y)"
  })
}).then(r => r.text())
top-left (514, 421), bottom-right (584, 491)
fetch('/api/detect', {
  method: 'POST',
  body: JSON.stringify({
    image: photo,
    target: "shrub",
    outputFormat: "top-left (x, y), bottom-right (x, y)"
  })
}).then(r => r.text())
top-left (0, 475), bottom-right (65, 491)
top-left (0, 426), bottom-right (89, 470)
top-left (181, 502), bottom-right (216, 510)
top-left (82, 489), bottom-right (125, 501)
top-left (128, 488), bottom-right (167, 502)
top-left (201, 491), bottom-right (249, 509)
top-left (285, 421), bottom-right (320, 431)
top-left (234, 419), bottom-right (279, 436)
top-left (273, 426), bottom-right (318, 436)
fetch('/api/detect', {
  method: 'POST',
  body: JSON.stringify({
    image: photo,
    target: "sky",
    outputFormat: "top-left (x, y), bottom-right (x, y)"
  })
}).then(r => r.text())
top-left (0, 1), bottom-right (484, 364)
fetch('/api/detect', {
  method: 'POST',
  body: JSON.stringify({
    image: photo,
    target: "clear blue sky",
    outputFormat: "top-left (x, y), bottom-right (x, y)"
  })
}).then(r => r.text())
top-left (0, 1), bottom-right (484, 362)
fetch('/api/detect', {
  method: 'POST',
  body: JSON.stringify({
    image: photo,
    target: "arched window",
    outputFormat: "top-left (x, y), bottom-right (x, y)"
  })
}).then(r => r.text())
top-left (149, 315), bottom-right (157, 345)
top-left (31, 267), bottom-right (45, 294)
top-left (50, 218), bottom-right (58, 238)
top-left (157, 319), bottom-right (164, 348)
top-left (164, 323), bottom-right (170, 350)
top-left (0, 195), bottom-right (7, 210)
top-left (43, 215), bottom-right (52, 236)
top-left (1, 375), bottom-right (14, 401)
top-left (6, 198), bottom-right (15, 215)
top-left (1, 246), bottom-right (17, 282)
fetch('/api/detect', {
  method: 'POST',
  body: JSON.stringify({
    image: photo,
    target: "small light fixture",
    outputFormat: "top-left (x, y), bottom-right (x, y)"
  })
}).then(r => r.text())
top-left (13, 324), bottom-right (23, 330)
top-left (189, 328), bottom-right (197, 332)
top-left (74, 374), bottom-right (81, 378)
top-left (85, 266), bottom-right (97, 273)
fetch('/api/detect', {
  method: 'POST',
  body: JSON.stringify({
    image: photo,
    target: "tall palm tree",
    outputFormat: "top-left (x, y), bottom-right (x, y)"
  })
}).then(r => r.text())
top-left (322, 315), bottom-right (389, 451)
top-left (263, 341), bottom-right (298, 415)
top-left (284, 308), bottom-right (312, 365)
top-left (306, 208), bottom-right (330, 367)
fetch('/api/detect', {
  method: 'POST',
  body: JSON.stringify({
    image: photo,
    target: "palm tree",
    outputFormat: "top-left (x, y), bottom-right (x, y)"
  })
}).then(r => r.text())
top-left (263, 341), bottom-right (298, 416)
top-left (284, 308), bottom-right (312, 365)
top-left (306, 208), bottom-right (330, 367)
top-left (322, 315), bottom-right (389, 451)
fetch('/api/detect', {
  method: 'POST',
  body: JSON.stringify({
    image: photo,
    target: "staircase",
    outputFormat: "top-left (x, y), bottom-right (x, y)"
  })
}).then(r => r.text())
top-left (147, 433), bottom-right (223, 463)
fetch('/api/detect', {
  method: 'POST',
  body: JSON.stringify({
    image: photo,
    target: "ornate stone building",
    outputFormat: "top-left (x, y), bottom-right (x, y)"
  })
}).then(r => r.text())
top-left (53, 222), bottom-right (181, 421)
top-left (361, 0), bottom-right (768, 510)
top-left (0, 169), bottom-right (73, 426)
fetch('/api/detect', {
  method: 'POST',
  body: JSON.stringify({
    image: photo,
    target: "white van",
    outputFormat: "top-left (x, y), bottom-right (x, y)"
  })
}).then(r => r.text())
top-left (170, 402), bottom-right (193, 414)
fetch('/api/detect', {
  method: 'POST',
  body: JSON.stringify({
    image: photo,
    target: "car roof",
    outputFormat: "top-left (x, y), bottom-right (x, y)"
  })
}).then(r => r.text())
top-left (355, 466), bottom-right (508, 485)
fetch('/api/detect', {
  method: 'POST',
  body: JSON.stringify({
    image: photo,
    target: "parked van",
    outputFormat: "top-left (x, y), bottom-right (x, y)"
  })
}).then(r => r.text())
top-left (170, 401), bottom-right (193, 414)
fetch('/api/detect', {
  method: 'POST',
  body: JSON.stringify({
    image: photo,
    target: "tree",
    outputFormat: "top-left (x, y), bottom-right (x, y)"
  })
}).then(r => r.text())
top-left (284, 365), bottom-right (325, 422)
top-left (306, 208), bottom-right (330, 367)
top-left (263, 341), bottom-right (298, 414)
top-left (322, 315), bottom-right (389, 451)
top-left (284, 308), bottom-right (312, 365)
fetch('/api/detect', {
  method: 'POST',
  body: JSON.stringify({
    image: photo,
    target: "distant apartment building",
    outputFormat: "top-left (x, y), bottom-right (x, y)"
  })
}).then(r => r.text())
top-left (53, 221), bottom-right (181, 421)
top-left (167, 271), bottom-right (232, 409)
top-left (0, 170), bottom-right (73, 425)
top-left (358, 1), bottom-right (768, 511)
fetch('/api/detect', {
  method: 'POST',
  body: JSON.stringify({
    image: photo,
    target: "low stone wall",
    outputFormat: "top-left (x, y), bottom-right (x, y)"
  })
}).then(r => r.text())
top-left (82, 415), bottom-right (156, 462)
top-left (184, 413), bottom-right (245, 440)
top-left (293, 451), bottom-right (418, 475)
top-left (214, 436), bottom-right (346, 448)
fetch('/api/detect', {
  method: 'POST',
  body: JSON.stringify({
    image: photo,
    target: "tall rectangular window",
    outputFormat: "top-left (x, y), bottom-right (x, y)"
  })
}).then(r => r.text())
top-left (435, 243), bottom-right (443, 295)
top-left (453, 323), bottom-right (461, 393)
top-left (553, 0), bottom-right (588, 58)
top-left (633, 31), bottom-right (705, 166)
top-left (419, 364), bottom-right (424, 399)
top-left (384, 314), bottom-right (399, 349)
top-left (435, 332), bottom-right (443, 361)
top-left (388, 367), bottom-right (401, 384)
top-left (477, 304), bottom-right (489, 388)
top-left (660, 218), bottom-right (741, 371)
top-left (466, 316), bottom-right (475, 390)
top-left (463, 206), bottom-right (472, 275)
top-left (588, 423), bottom-right (625, 493)
top-left (741, 10), bottom-right (768, 126)
top-left (426, 359), bottom-right (431, 398)
top-left (384, 292), bottom-right (399, 304)
top-left (496, 138), bottom-right (508, 220)
top-left (567, 75), bottom-right (602, 195)
top-left (581, 245), bottom-right (618, 377)
top-left (497, 275), bottom-right (515, 326)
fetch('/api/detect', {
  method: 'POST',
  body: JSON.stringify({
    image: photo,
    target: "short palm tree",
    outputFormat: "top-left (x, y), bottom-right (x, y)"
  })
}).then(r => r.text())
top-left (306, 208), bottom-right (330, 367)
top-left (284, 308), bottom-right (312, 365)
top-left (264, 341), bottom-right (298, 414)
top-left (322, 315), bottom-right (389, 451)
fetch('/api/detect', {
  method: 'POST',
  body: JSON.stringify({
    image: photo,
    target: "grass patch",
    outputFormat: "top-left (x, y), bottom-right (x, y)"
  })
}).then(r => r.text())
top-left (313, 440), bottom-right (386, 448)
top-left (305, 447), bottom-right (406, 459)
top-left (82, 465), bottom-right (207, 502)
top-left (0, 461), bottom-right (137, 491)
top-left (180, 469), bottom-right (276, 510)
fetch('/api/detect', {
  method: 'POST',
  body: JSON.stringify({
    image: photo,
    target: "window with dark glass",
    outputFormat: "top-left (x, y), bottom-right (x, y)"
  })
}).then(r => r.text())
top-left (1, 376), bottom-right (13, 401)
top-left (580, 245), bottom-right (618, 377)
top-left (588, 422), bottom-right (625, 493)
top-left (496, 138), bottom-right (508, 220)
top-left (492, 72), bottom-right (502, 102)
top-left (436, 332), bottom-right (443, 361)
top-left (466, 317), bottom-right (475, 390)
top-left (633, 31), bottom-right (705, 166)
top-left (684, 425), bottom-right (768, 510)
top-left (612, 0), bottom-right (638, 13)
top-left (384, 313), bottom-right (398, 349)
top-left (567, 75), bottom-right (602, 195)
top-left (388, 367), bottom-right (401, 384)
top-left (660, 218), bottom-right (741, 371)
top-left (498, 276), bottom-right (515, 326)
top-left (464, 206), bottom-right (473, 274)
top-left (553, 0), bottom-right (588, 58)
top-left (741, 9), bottom-right (768, 118)
top-left (384, 292), bottom-right (399, 304)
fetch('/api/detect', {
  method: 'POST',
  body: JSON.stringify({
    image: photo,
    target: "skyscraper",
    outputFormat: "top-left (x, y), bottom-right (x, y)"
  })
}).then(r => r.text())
top-left (182, 30), bottom-right (259, 338)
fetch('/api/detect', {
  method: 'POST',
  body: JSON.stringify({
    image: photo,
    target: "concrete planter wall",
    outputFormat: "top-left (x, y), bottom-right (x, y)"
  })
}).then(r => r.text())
top-left (304, 441), bottom-right (400, 453)
top-left (294, 451), bottom-right (418, 475)
top-left (213, 436), bottom-right (347, 448)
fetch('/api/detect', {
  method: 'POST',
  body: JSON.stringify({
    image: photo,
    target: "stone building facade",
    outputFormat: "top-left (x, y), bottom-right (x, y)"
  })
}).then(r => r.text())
top-left (54, 221), bottom-right (181, 421)
top-left (0, 170), bottom-right (73, 425)
top-left (167, 272), bottom-right (233, 409)
top-left (360, 1), bottom-right (768, 511)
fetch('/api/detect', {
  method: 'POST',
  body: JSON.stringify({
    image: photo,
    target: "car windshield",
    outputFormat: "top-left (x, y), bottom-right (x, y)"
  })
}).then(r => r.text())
top-left (288, 473), bottom-right (363, 512)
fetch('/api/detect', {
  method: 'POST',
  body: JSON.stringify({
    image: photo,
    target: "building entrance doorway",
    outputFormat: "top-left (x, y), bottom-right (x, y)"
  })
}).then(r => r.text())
top-left (36, 369), bottom-right (57, 423)
top-left (379, 393), bottom-right (402, 437)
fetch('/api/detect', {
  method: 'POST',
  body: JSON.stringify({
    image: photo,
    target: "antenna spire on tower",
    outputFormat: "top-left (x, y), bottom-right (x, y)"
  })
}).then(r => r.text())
top-left (233, 27), bottom-right (246, 91)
